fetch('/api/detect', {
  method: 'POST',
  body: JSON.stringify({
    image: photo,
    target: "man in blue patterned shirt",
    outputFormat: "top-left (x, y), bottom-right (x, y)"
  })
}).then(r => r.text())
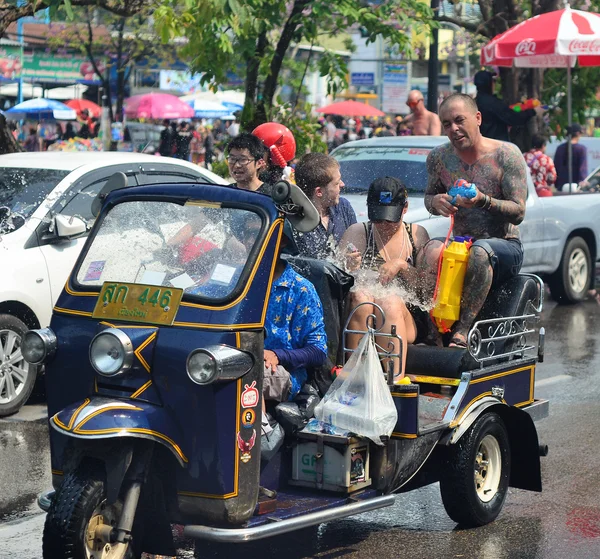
top-left (263, 233), bottom-right (328, 402)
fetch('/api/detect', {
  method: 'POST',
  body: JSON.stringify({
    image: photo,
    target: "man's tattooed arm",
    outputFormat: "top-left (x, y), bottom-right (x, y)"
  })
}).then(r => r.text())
top-left (488, 143), bottom-right (527, 225)
top-left (424, 149), bottom-right (444, 214)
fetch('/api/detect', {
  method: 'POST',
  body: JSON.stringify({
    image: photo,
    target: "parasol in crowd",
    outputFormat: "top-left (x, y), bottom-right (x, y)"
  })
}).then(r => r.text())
top-left (65, 99), bottom-right (102, 118)
top-left (316, 100), bottom-right (386, 117)
top-left (5, 98), bottom-right (77, 120)
top-left (124, 93), bottom-right (195, 120)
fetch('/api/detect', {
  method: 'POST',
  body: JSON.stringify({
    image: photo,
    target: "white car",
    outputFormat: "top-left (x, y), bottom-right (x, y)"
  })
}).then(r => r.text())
top-left (0, 152), bottom-right (226, 415)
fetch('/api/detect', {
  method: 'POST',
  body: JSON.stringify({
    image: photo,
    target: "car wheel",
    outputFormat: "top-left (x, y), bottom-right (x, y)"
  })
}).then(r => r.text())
top-left (548, 236), bottom-right (592, 304)
top-left (0, 314), bottom-right (38, 417)
top-left (440, 412), bottom-right (510, 527)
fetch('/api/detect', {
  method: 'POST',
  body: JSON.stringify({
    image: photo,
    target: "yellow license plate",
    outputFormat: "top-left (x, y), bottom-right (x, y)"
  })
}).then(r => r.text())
top-left (92, 282), bottom-right (183, 326)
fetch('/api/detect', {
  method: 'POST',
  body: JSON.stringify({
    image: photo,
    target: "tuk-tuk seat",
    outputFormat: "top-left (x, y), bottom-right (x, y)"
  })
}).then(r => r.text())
top-left (405, 274), bottom-right (539, 378)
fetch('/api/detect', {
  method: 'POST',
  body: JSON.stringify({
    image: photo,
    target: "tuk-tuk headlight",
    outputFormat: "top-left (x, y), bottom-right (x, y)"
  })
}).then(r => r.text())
top-left (22, 328), bottom-right (57, 365)
top-left (187, 345), bottom-right (254, 385)
top-left (89, 329), bottom-right (133, 377)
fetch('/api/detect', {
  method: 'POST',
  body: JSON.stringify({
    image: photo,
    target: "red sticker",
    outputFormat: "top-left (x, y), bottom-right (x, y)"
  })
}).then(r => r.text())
top-left (408, 148), bottom-right (431, 156)
top-left (237, 429), bottom-right (257, 463)
top-left (241, 381), bottom-right (259, 409)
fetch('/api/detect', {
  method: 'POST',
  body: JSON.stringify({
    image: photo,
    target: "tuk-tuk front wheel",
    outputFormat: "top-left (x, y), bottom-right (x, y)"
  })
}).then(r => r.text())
top-left (440, 412), bottom-right (510, 527)
top-left (43, 466), bottom-right (141, 559)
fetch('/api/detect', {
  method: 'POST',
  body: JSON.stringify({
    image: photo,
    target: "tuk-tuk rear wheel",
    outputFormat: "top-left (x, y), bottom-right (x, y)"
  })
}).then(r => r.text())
top-left (440, 412), bottom-right (510, 527)
top-left (43, 466), bottom-right (141, 559)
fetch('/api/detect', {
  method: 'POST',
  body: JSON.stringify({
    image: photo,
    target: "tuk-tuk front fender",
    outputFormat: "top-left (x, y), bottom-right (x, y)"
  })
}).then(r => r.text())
top-left (51, 396), bottom-right (188, 468)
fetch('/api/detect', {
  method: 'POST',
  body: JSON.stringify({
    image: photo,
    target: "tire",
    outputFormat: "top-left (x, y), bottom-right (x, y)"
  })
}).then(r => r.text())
top-left (548, 236), bottom-right (592, 304)
top-left (440, 412), bottom-right (510, 527)
top-left (0, 314), bottom-right (38, 417)
top-left (43, 465), bottom-right (141, 559)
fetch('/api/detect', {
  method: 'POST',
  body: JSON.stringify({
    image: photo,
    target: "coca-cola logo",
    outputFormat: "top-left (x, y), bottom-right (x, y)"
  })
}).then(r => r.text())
top-left (568, 39), bottom-right (600, 54)
top-left (516, 39), bottom-right (536, 56)
top-left (482, 44), bottom-right (495, 64)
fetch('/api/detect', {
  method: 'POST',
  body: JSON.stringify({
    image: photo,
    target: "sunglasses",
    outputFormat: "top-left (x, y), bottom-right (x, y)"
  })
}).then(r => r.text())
top-left (406, 99), bottom-right (422, 108)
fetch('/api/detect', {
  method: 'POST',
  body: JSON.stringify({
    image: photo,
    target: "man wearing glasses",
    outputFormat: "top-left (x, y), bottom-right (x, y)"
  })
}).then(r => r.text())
top-left (225, 133), bottom-right (270, 193)
top-left (404, 90), bottom-right (442, 136)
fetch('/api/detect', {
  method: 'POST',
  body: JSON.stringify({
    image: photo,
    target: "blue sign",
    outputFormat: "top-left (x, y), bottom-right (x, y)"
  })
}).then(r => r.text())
top-left (351, 72), bottom-right (375, 86)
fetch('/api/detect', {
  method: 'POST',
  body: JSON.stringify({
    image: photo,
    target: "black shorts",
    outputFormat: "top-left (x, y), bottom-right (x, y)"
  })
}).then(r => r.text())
top-left (472, 237), bottom-right (524, 287)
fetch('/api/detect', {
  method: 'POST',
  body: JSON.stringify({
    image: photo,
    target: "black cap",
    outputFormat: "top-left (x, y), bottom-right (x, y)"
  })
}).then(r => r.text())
top-left (567, 123), bottom-right (583, 135)
top-left (367, 177), bottom-right (408, 222)
top-left (474, 70), bottom-right (497, 88)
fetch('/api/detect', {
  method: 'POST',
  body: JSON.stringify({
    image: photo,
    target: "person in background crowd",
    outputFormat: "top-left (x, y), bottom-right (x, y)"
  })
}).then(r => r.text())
top-left (62, 122), bottom-right (76, 141)
top-left (292, 152), bottom-right (356, 258)
top-left (158, 119), bottom-right (176, 157)
top-left (89, 117), bottom-right (99, 138)
top-left (554, 124), bottom-right (588, 190)
top-left (403, 90), bottom-right (442, 135)
top-left (524, 134), bottom-right (556, 197)
top-left (190, 124), bottom-right (206, 165)
top-left (474, 70), bottom-right (545, 142)
top-left (176, 122), bottom-right (193, 160)
top-left (325, 115), bottom-right (337, 152)
top-left (227, 116), bottom-right (240, 138)
top-left (203, 125), bottom-right (215, 169)
top-left (78, 109), bottom-right (91, 139)
top-left (24, 126), bottom-right (40, 152)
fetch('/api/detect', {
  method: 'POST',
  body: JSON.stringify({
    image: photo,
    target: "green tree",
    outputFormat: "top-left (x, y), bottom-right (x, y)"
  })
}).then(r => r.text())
top-left (155, 0), bottom-right (435, 131)
top-left (48, 3), bottom-right (171, 123)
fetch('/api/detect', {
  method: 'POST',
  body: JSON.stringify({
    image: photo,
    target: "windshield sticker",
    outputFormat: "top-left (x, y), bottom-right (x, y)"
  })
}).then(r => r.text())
top-left (140, 270), bottom-right (167, 286)
top-left (83, 261), bottom-right (106, 282)
top-left (169, 272), bottom-right (196, 290)
top-left (408, 148), bottom-right (431, 156)
top-left (210, 263), bottom-right (237, 285)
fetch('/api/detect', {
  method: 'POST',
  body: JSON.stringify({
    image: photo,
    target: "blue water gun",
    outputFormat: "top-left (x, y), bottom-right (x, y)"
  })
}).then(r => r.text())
top-left (448, 179), bottom-right (477, 205)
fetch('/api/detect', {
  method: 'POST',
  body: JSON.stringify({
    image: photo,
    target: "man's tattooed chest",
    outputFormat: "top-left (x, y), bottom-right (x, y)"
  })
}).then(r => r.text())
top-left (437, 153), bottom-right (504, 196)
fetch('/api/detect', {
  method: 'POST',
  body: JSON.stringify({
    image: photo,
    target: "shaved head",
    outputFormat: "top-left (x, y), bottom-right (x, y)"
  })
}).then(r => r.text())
top-left (439, 93), bottom-right (478, 118)
top-left (407, 89), bottom-right (424, 103)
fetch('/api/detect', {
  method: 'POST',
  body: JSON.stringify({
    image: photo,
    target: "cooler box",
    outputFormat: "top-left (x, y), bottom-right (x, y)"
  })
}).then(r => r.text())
top-left (290, 431), bottom-right (371, 493)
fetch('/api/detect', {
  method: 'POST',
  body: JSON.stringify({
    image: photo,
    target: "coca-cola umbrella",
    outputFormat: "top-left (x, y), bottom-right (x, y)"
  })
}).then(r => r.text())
top-left (481, 5), bottom-right (600, 185)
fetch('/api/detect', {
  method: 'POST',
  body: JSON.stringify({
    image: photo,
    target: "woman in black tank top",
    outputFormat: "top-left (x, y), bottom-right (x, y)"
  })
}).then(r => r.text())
top-left (339, 177), bottom-right (433, 380)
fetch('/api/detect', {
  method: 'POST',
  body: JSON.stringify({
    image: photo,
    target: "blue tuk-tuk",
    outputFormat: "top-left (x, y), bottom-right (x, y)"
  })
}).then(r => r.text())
top-left (24, 178), bottom-right (548, 558)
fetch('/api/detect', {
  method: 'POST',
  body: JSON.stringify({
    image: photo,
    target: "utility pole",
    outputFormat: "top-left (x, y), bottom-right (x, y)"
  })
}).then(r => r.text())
top-left (427, 0), bottom-right (440, 112)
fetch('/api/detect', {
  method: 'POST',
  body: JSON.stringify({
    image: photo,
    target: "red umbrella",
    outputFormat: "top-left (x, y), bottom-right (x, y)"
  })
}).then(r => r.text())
top-left (124, 93), bottom-right (194, 120)
top-left (65, 99), bottom-right (102, 118)
top-left (316, 100), bottom-right (386, 117)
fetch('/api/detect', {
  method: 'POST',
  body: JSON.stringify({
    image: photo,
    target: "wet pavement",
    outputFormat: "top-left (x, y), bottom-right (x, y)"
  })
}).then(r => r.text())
top-left (2, 298), bottom-right (600, 558)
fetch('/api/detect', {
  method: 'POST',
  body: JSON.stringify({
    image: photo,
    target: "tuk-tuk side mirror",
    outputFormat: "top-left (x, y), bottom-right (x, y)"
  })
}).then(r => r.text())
top-left (91, 172), bottom-right (128, 218)
top-left (54, 214), bottom-right (87, 239)
top-left (272, 181), bottom-right (319, 233)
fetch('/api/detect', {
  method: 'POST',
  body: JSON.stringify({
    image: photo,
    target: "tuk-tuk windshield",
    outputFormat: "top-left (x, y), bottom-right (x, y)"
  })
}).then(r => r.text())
top-left (76, 199), bottom-right (264, 301)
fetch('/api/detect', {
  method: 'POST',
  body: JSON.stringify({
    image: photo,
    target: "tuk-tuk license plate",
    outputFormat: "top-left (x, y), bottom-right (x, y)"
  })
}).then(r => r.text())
top-left (92, 282), bottom-right (183, 326)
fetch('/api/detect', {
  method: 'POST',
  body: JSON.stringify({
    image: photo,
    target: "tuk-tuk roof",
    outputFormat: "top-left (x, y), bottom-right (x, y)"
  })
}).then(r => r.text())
top-left (102, 181), bottom-right (280, 222)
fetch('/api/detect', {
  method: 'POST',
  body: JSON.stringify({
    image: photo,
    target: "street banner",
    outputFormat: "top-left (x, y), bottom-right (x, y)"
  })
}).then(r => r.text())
top-left (382, 64), bottom-right (409, 115)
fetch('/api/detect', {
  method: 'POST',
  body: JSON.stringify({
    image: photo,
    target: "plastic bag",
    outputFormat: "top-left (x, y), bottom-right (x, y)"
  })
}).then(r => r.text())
top-left (274, 384), bottom-right (320, 435)
top-left (261, 412), bottom-right (284, 462)
top-left (314, 332), bottom-right (398, 445)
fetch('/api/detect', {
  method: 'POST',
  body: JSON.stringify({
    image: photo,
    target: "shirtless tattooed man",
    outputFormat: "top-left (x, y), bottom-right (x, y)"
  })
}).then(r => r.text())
top-left (423, 93), bottom-right (528, 347)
